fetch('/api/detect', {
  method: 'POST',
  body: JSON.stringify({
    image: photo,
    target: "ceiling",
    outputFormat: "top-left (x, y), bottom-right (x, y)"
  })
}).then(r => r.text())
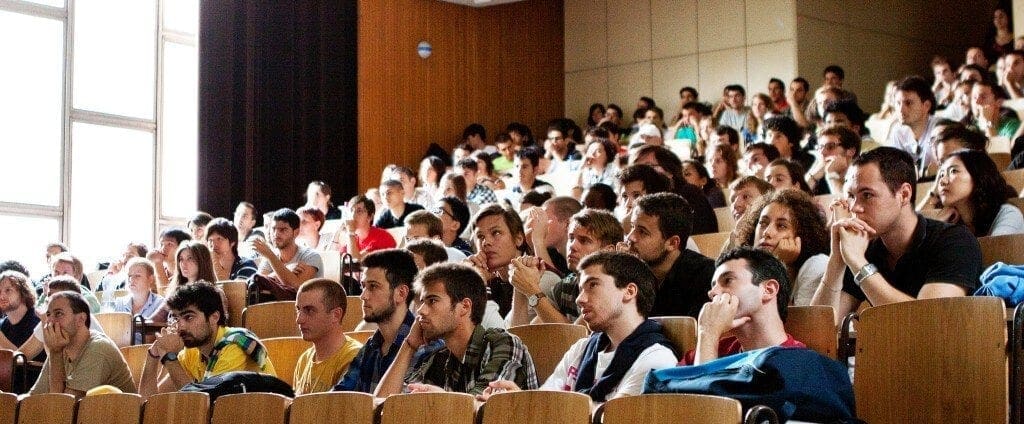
top-left (437, 0), bottom-right (525, 7)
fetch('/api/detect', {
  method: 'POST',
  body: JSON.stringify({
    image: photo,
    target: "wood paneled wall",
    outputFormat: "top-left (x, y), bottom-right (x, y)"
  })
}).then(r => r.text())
top-left (357, 0), bottom-right (564, 192)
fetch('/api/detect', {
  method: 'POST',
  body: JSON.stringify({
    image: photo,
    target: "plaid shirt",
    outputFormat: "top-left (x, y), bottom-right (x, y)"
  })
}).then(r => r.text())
top-left (550, 273), bottom-right (580, 321)
top-left (404, 325), bottom-right (538, 395)
top-left (333, 311), bottom-right (416, 393)
top-left (467, 183), bottom-right (498, 205)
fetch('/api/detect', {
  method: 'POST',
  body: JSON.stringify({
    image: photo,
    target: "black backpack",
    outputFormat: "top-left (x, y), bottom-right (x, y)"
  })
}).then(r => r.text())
top-left (180, 371), bottom-right (294, 401)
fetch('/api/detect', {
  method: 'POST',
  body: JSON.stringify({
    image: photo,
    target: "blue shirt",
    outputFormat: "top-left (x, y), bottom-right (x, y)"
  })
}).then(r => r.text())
top-left (230, 256), bottom-right (258, 280)
top-left (333, 311), bottom-right (416, 393)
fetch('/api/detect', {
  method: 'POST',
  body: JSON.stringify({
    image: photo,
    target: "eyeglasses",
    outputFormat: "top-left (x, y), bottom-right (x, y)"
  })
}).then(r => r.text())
top-left (817, 142), bottom-right (841, 151)
top-left (431, 207), bottom-right (455, 220)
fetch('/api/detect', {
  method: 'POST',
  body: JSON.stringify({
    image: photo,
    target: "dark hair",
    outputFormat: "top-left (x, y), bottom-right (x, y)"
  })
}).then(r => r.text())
top-left (472, 151), bottom-right (495, 175)
top-left (619, 164), bottom-right (672, 194)
top-left (521, 190), bottom-right (553, 209)
top-left (392, 165), bottom-right (417, 182)
top-left (768, 78), bottom-right (785, 89)
top-left (49, 291), bottom-right (92, 329)
top-left (349, 195), bottom-right (376, 219)
top-left (639, 96), bottom-right (656, 108)
top-left (716, 247), bottom-right (791, 322)
top-left (421, 156), bottom-right (446, 186)
top-left (587, 103), bottom-right (606, 127)
top-left (160, 228), bottom-right (192, 244)
top-left (764, 116), bottom-right (803, 150)
top-left (944, 149), bottom-right (1017, 236)
top-left (682, 101), bottom-right (705, 114)
top-left (440, 174), bottom-right (468, 203)
top-left (636, 193), bottom-right (693, 241)
top-left (818, 125), bottom-right (862, 156)
top-left (0, 260), bottom-right (30, 279)
top-left (505, 122), bottom-right (535, 146)
top-left (205, 217), bottom-right (240, 257)
top-left (682, 159), bottom-right (712, 184)
top-left (896, 75), bottom-right (936, 114)
top-left (415, 263), bottom-right (487, 325)
top-left (189, 212), bottom-right (213, 230)
top-left (439, 196), bottom-right (470, 235)
top-left (0, 270), bottom-right (36, 310)
top-left (767, 159), bottom-right (812, 193)
top-left (823, 99), bottom-right (866, 132)
top-left (495, 132), bottom-right (513, 145)
top-left (308, 180), bottom-right (333, 198)
top-left (47, 275), bottom-right (82, 294)
top-left (714, 126), bottom-right (740, 146)
top-left (166, 280), bottom-right (227, 326)
top-left (823, 65), bottom-right (845, 80)
top-left (724, 84), bottom-right (746, 96)
top-left (745, 143), bottom-right (781, 162)
top-left (586, 138), bottom-right (618, 167)
top-left (679, 86), bottom-right (698, 99)
top-left (791, 77), bottom-right (810, 92)
top-left (632, 145), bottom-right (685, 186)
top-left (457, 157), bottom-right (479, 172)
top-left (851, 147), bottom-right (917, 200)
top-left (472, 204), bottom-right (531, 255)
top-left (582, 183), bottom-right (618, 211)
top-left (578, 251), bottom-right (658, 317)
top-left (606, 104), bottom-right (623, 119)
top-left (405, 239), bottom-right (448, 267)
top-left (273, 208), bottom-right (301, 230)
top-left (706, 143), bottom-right (739, 184)
top-left (517, 145), bottom-right (543, 168)
top-left (298, 278), bottom-right (348, 318)
top-left (934, 123), bottom-right (987, 154)
top-left (463, 123), bottom-right (486, 141)
top-left (975, 78), bottom-right (1010, 101)
top-left (734, 189), bottom-right (828, 272)
top-left (598, 121), bottom-right (621, 138)
top-left (362, 249), bottom-right (418, 305)
top-left (171, 241), bottom-right (217, 288)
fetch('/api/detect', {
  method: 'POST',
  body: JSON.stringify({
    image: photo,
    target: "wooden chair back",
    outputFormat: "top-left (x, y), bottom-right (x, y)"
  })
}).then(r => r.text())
top-left (0, 349), bottom-right (14, 393)
top-left (242, 301), bottom-right (300, 339)
top-left (691, 231), bottom-right (730, 259)
top-left (479, 391), bottom-right (590, 424)
top-left (1003, 168), bottom-right (1024, 193)
top-left (915, 181), bottom-right (933, 204)
top-left (95, 312), bottom-right (133, 348)
top-left (377, 393), bottom-right (476, 424)
top-left (785, 305), bottom-right (837, 359)
top-left (141, 392), bottom-right (210, 424)
top-left (345, 330), bottom-right (375, 344)
top-left (218, 281), bottom-right (248, 327)
top-left (289, 392), bottom-right (374, 424)
top-left (979, 233), bottom-right (1024, 268)
top-left (211, 392), bottom-right (291, 424)
top-left (341, 296), bottom-right (364, 332)
top-left (261, 336), bottom-right (313, 387)
top-left (855, 297), bottom-right (1006, 423)
top-left (17, 393), bottom-right (75, 424)
top-left (990, 151), bottom-right (1012, 171)
top-left (650, 316), bottom-right (697, 356)
top-left (714, 207), bottom-right (735, 232)
top-left (119, 344), bottom-right (153, 388)
top-left (0, 393), bottom-right (16, 424)
top-left (76, 393), bottom-right (142, 424)
top-left (507, 323), bottom-right (588, 381)
top-left (596, 393), bottom-right (742, 424)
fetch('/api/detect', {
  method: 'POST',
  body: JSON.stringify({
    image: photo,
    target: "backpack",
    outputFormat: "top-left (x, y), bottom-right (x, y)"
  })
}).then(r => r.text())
top-left (180, 371), bottom-right (294, 401)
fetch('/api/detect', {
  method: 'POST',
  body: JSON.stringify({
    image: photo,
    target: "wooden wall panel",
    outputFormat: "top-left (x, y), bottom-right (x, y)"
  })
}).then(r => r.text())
top-left (357, 0), bottom-right (564, 192)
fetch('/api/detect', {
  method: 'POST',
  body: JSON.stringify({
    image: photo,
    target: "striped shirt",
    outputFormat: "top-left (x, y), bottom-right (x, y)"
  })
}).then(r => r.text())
top-left (467, 184), bottom-right (498, 205)
top-left (230, 255), bottom-right (259, 280)
top-left (404, 325), bottom-right (538, 395)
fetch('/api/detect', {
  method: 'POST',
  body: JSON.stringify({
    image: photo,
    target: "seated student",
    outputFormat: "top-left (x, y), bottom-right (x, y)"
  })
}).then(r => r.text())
top-left (335, 195), bottom-right (397, 261)
top-left (812, 148), bottom-right (982, 324)
top-left (375, 179), bottom-right (425, 230)
top-left (492, 133), bottom-right (517, 174)
top-left (630, 145), bottom-right (719, 236)
top-left (296, 206), bottom-right (332, 251)
top-left (390, 165), bottom-right (434, 209)
top-left (706, 143), bottom-right (739, 191)
top-left (405, 239), bottom-right (450, 270)
top-left (765, 159), bottom-right (812, 193)
top-left (205, 218), bottom-right (259, 282)
top-left (19, 277), bottom-right (108, 363)
top-left (522, 196), bottom-right (583, 276)
top-left (681, 159), bottom-right (726, 208)
top-left (139, 281), bottom-right (275, 398)
top-left (805, 125), bottom-right (862, 196)
top-left (45, 253), bottom-right (103, 311)
top-left (148, 241), bottom-right (219, 322)
top-left (150, 228), bottom-right (192, 291)
top-left (404, 210), bottom-right (467, 262)
top-left (681, 247), bottom-right (805, 365)
top-left (932, 149), bottom-right (1024, 236)
top-left (374, 263), bottom-right (538, 396)
top-left (479, 251), bottom-right (678, 402)
top-left (95, 242), bottom-right (148, 296)
top-left (764, 116), bottom-right (815, 172)
top-left (31, 291), bottom-right (136, 397)
top-left (917, 123), bottom-right (988, 211)
top-left (0, 270), bottom-right (42, 358)
top-left (576, 136), bottom-right (620, 193)
top-left (733, 189), bottom-right (829, 306)
top-left (742, 143), bottom-right (781, 180)
top-left (187, 212), bottom-right (214, 241)
top-left (293, 279), bottom-right (363, 395)
top-left (729, 176), bottom-right (773, 223)
top-left (113, 258), bottom-right (164, 325)
top-left (458, 158), bottom-right (499, 206)
top-left (510, 146), bottom-right (554, 194)
top-left (582, 183), bottom-right (617, 211)
top-left (433, 197), bottom-right (474, 256)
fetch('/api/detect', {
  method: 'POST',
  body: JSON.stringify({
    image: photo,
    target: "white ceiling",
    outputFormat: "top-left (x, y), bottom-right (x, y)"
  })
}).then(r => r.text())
top-left (437, 0), bottom-right (526, 7)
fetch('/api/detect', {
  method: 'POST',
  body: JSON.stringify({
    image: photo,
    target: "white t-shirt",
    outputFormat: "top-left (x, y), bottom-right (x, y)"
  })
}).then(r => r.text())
top-left (541, 336), bottom-right (677, 400)
top-left (989, 203), bottom-right (1024, 236)
top-left (793, 254), bottom-right (828, 306)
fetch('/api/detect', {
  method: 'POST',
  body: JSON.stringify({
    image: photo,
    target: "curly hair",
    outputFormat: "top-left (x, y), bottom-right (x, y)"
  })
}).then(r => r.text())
top-left (733, 189), bottom-right (829, 271)
top-left (944, 150), bottom-right (1016, 236)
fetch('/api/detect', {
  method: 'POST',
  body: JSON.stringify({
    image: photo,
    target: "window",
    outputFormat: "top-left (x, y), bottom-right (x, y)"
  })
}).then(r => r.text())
top-left (0, 0), bottom-right (197, 273)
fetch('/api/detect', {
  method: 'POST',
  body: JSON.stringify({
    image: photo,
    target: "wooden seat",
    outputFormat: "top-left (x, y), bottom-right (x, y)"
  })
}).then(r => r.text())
top-left (713, 207), bottom-right (735, 232)
top-left (289, 392), bottom-right (374, 424)
top-left (0, 393), bottom-right (16, 424)
top-left (650, 316), bottom-right (697, 356)
top-left (1003, 168), bottom-right (1024, 193)
top-left (377, 393), bottom-right (475, 424)
top-left (786, 305), bottom-right (837, 359)
top-left (341, 296), bottom-right (364, 332)
top-left (691, 231), bottom-right (730, 259)
top-left (261, 336), bottom-right (313, 387)
top-left (854, 297), bottom-right (1006, 423)
top-left (211, 392), bottom-right (291, 424)
top-left (0, 349), bottom-right (14, 393)
top-left (141, 392), bottom-right (210, 424)
top-left (915, 181), bottom-right (933, 204)
top-left (345, 330), bottom-right (374, 344)
top-left (76, 393), bottom-right (143, 424)
top-left (17, 393), bottom-right (75, 424)
top-left (120, 344), bottom-right (155, 388)
top-left (479, 390), bottom-right (590, 424)
top-left (990, 151), bottom-right (1012, 171)
top-left (978, 233), bottom-right (1024, 268)
top-left (595, 393), bottom-right (742, 424)
top-left (242, 301), bottom-right (300, 338)
top-left (507, 323), bottom-right (588, 381)
top-left (218, 281), bottom-right (248, 327)
top-left (95, 312), bottom-right (133, 348)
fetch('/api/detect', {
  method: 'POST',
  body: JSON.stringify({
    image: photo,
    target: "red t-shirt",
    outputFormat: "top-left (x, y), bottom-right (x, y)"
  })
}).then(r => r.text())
top-left (679, 334), bottom-right (805, 366)
top-left (339, 226), bottom-right (396, 254)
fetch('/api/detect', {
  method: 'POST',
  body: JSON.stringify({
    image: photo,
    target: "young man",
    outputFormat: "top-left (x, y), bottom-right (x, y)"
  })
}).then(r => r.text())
top-left (630, 145), bottom-right (718, 235)
top-left (805, 125), bottom-right (861, 196)
top-left (764, 116), bottom-right (814, 171)
top-left (404, 210), bottom-right (467, 262)
top-left (233, 201), bottom-right (259, 243)
top-left (886, 76), bottom-right (938, 175)
top-left (139, 281), bottom-right (275, 397)
top-left (458, 158), bottom-right (498, 206)
top-left (252, 208), bottom-right (324, 300)
top-left (492, 133), bottom-right (516, 174)
top-left (768, 78), bottom-right (789, 114)
top-left (374, 179), bottom-right (425, 230)
top-left (624, 193), bottom-right (715, 318)
top-left (337, 195), bottom-right (397, 261)
top-left (716, 84), bottom-right (750, 133)
top-left (206, 217), bottom-right (258, 282)
top-left (480, 251), bottom-right (678, 401)
top-left (433, 196), bottom-right (473, 256)
top-left (510, 146), bottom-right (553, 194)
top-left (333, 249), bottom-right (419, 393)
top-left (682, 247), bottom-right (804, 365)
top-left (151, 228), bottom-right (192, 290)
top-left (292, 278), bottom-right (363, 395)
top-left (0, 271), bottom-right (41, 356)
top-left (544, 120), bottom-right (583, 174)
top-left (811, 148), bottom-right (981, 324)
top-left (374, 263), bottom-right (537, 396)
top-left (31, 291), bottom-right (136, 396)
top-left (969, 79), bottom-right (1021, 139)
top-left (463, 123), bottom-right (496, 155)
top-left (742, 142), bottom-right (781, 179)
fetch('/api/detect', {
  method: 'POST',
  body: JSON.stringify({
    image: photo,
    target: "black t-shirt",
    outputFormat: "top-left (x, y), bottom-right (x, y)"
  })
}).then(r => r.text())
top-left (1, 311), bottom-right (44, 361)
top-left (674, 182), bottom-right (718, 236)
top-left (546, 246), bottom-right (570, 276)
top-left (651, 250), bottom-right (716, 318)
top-left (842, 215), bottom-right (982, 302)
top-left (374, 202), bottom-right (425, 229)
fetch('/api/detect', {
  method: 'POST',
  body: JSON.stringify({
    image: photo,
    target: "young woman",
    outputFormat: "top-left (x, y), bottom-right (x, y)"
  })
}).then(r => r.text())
top-left (586, 103), bottom-right (606, 131)
top-left (419, 156), bottom-right (446, 199)
top-left (114, 258), bottom-right (164, 343)
top-left (296, 205), bottom-right (331, 251)
top-left (576, 137), bottom-right (619, 192)
top-left (765, 159), bottom-right (812, 193)
top-left (934, 149), bottom-right (1024, 236)
top-left (682, 159), bottom-right (727, 208)
top-left (304, 180), bottom-right (342, 220)
top-left (706, 143), bottom-right (739, 191)
top-left (734, 189), bottom-right (829, 306)
top-left (743, 93), bottom-right (773, 144)
top-left (147, 241), bottom-right (217, 322)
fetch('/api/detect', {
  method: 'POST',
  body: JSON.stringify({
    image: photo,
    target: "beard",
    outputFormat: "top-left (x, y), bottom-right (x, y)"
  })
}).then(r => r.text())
top-left (180, 326), bottom-right (213, 348)
top-left (363, 298), bottom-right (397, 323)
top-left (644, 248), bottom-right (672, 269)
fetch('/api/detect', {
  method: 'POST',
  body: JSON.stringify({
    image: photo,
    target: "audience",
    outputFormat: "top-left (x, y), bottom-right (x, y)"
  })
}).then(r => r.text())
top-left (336, 195), bottom-right (397, 261)
top-left (374, 179), bottom-right (425, 230)
top-left (205, 217), bottom-right (259, 281)
top-left (251, 208), bottom-right (324, 301)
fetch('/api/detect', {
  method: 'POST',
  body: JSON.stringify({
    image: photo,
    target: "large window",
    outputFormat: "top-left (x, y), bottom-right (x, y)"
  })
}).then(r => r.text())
top-left (0, 0), bottom-right (197, 274)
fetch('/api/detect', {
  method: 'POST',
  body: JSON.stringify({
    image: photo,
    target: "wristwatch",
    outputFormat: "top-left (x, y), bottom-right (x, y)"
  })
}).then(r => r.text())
top-left (527, 291), bottom-right (546, 308)
top-left (160, 351), bottom-right (179, 365)
top-left (853, 263), bottom-right (879, 286)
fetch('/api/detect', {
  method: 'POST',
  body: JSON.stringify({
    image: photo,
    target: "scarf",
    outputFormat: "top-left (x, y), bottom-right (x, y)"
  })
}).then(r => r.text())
top-left (206, 327), bottom-right (270, 379)
top-left (574, 319), bottom-right (675, 401)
